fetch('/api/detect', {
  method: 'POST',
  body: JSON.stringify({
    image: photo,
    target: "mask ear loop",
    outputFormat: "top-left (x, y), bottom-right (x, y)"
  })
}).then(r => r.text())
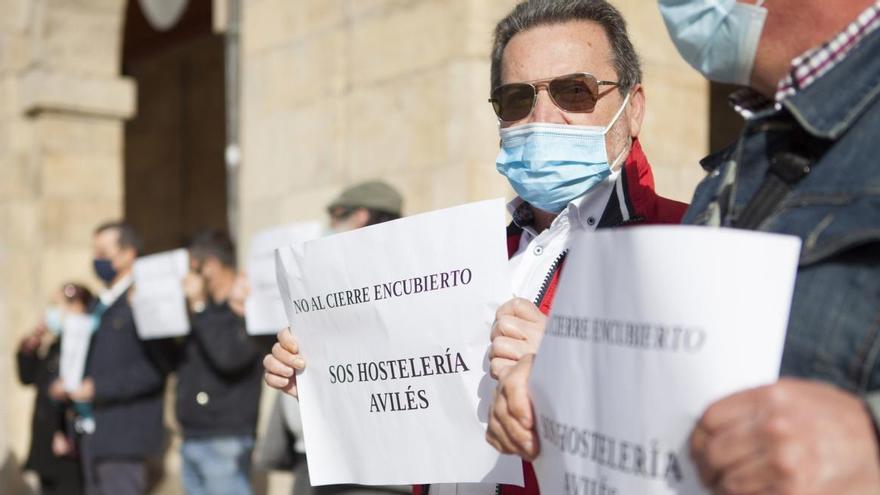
top-left (609, 138), bottom-right (632, 172)
top-left (605, 92), bottom-right (633, 172)
top-left (602, 92), bottom-right (632, 136)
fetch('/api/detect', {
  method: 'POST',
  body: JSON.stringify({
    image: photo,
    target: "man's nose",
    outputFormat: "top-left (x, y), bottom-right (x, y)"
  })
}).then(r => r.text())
top-left (526, 88), bottom-right (566, 124)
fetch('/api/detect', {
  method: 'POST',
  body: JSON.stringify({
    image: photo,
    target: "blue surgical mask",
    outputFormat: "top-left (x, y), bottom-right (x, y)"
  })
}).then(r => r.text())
top-left (495, 94), bottom-right (630, 214)
top-left (93, 258), bottom-right (117, 285)
top-left (44, 307), bottom-right (63, 335)
top-left (659, 0), bottom-right (767, 86)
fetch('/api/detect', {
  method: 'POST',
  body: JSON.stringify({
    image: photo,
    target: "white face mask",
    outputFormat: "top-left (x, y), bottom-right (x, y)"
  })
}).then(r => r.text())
top-left (45, 306), bottom-right (64, 335)
top-left (323, 217), bottom-right (359, 237)
top-left (659, 0), bottom-right (768, 86)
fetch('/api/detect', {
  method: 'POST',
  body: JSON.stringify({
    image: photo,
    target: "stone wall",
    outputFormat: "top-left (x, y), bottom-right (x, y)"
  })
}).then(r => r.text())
top-left (0, 0), bottom-right (30, 489)
top-left (0, 0), bottom-right (131, 491)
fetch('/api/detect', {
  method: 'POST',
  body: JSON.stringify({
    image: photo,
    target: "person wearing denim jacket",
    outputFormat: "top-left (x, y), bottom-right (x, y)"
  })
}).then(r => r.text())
top-left (660, 1), bottom-right (880, 494)
top-left (451, 1), bottom-right (880, 493)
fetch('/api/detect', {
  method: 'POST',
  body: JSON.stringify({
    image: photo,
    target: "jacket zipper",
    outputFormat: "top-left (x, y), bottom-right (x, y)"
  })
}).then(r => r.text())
top-left (532, 249), bottom-right (568, 306)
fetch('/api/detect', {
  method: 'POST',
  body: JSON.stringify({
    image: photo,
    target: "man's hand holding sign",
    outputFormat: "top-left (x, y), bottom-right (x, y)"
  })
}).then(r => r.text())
top-left (264, 327), bottom-right (303, 397)
top-left (489, 298), bottom-right (547, 380)
top-left (484, 297), bottom-right (546, 463)
top-left (487, 353), bottom-right (539, 462)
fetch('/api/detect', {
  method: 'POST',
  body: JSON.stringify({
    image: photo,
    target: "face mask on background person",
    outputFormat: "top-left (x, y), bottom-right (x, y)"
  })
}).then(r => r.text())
top-left (93, 258), bottom-right (117, 285)
top-left (324, 222), bottom-right (347, 237)
top-left (44, 306), bottom-right (64, 335)
top-left (325, 219), bottom-right (359, 236)
top-left (324, 208), bottom-right (363, 236)
top-left (658, 0), bottom-right (767, 86)
top-left (495, 93), bottom-right (631, 214)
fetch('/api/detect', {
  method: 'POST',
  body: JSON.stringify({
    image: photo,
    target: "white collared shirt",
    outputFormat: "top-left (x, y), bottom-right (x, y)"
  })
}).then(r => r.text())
top-left (508, 170), bottom-right (619, 302)
top-left (99, 273), bottom-right (133, 308)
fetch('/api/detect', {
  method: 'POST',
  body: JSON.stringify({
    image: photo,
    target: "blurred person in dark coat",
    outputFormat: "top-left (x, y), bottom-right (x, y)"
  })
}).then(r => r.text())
top-left (176, 229), bottom-right (272, 495)
top-left (17, 282), bottom-right (94, 495)
top-left (74, 221), bottom-right (169, 495)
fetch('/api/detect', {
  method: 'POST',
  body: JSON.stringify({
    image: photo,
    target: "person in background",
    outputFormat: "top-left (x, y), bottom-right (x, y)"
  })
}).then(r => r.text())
top-left (176, 229), bottom-right (272, 495)
top-left (324, 180), bottom-right (404, 234)
top-left (17, 282), bottom-right (94, 495)
top-left (76, 221), bottom-right (168, 495)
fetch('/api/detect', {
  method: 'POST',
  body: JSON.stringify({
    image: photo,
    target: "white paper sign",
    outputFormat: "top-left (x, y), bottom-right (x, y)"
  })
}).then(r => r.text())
top-left (59, 314), bottom-right (95, 392)
top-left (530, 226), bottom-right (801, 495)
top-left (245, 222), bottom-right (322, 335)
top-left (131, 248), bottom-right (190, 339)
top-left (275, 198), bottom-right (523, 487)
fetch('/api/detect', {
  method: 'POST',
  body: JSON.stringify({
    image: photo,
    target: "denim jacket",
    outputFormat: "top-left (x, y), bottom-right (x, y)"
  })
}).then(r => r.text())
top-left (683, 28), bottom-right (880, 416)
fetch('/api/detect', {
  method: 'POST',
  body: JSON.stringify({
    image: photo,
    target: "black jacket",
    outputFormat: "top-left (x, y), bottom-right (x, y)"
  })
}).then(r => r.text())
top-left (85, 290), bottom-right (169, 460)
top-left (175, 300), bottom-right (271, 438)
top-left (17, 341), bottom-right (82, 490)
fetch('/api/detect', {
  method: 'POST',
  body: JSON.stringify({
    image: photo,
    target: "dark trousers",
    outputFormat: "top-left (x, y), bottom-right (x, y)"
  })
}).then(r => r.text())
top-left (80, 433), bottom-right (147, 495)
top-left (39, 469), bottom-right (84, 495)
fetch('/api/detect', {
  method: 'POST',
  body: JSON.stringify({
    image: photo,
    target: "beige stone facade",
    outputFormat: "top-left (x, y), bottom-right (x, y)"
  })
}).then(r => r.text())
top-left (1, 1), bottom-right (714, 493)
top-left (1, 1), bottom-right (131, 492)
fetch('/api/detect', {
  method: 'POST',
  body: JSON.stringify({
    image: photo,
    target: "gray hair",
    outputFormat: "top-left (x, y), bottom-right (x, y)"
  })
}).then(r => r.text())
top-left (490, 0), bottom-right (642, 93)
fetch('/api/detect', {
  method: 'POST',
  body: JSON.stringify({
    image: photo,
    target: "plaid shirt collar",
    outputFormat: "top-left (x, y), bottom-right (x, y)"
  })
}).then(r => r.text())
top-left (730, 1), bottom-right (880, 118)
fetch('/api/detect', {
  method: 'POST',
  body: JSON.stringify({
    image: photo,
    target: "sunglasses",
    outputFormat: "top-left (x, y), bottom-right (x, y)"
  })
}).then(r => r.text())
top-left (489, 72), bottom-right (620, 122)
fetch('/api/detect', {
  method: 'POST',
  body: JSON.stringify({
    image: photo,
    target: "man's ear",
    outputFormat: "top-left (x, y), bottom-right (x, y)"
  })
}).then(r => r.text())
top-left (627, 84), bottom-right (646, 139)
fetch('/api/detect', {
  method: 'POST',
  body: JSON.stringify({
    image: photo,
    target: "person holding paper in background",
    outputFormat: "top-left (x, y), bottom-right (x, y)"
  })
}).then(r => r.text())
top-left (77, 221), bottom-right (169, 495)
top-left (175, 229), bottom-right (272, 495)
top-left (263, 1), bottom-right (686, 493)
top-left (489, 1), bottom-right (880, 494)
top-left (17, 282), bottom-right (94, 495)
